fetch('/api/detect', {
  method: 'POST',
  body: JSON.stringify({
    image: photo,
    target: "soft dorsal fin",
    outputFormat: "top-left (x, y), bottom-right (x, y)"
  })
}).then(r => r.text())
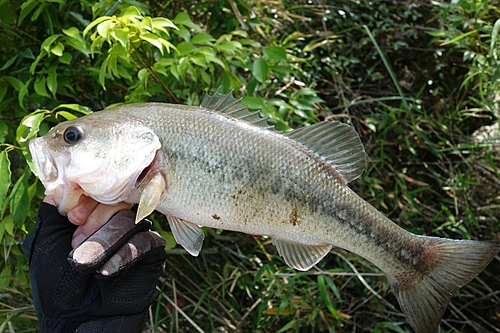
top-left (201, 87), bottom-right (274, 130)
top-left (286, 121), bottom-right (366, 183)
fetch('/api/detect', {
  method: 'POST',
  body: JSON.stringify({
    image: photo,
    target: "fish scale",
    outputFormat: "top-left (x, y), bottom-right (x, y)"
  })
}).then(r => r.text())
top-left (29, 88), bottom-right (500, 333)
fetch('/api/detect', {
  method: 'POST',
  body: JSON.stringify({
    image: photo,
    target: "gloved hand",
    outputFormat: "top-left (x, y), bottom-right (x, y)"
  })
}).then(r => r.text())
top-left (22, 202), bottom-right (167, 333)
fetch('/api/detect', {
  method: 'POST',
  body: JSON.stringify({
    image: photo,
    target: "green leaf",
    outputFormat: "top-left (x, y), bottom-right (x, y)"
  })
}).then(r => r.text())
top-left (173, 27), bottom-right (191, 42)
top-left (0, 53), bottom-right (20, 71)
top-left (41, 34), bottom-right (61, 53)
top-left (276, 320), bottom-right (296, 333)
top-left (34, 76), bottom-right (49, 97)
top-left (112, 28), bottom-right (130, 47)
top-left (55, 111), bottom-right (77, 120)
top-left (3, 215), bottom-right (14, 236)
top-left (0, 121), bottom-right (7, 143)
top-left (217, 41), bottom-right (242, 55)
top-left (18, 77), bottom-right (33, 109)
top-left (246, 77), bottom-right (257, 95)
top-left (83, 16), bottom-right (112, 36)
top-left (172, 12), bottom-right (201, 32)
top-left (30, 50), bottom-right (47, 74)
top-left (159, 230), bottom-right (177, 251)
top-left (0, 150), bottom-right (11, 209)
top-left (177, 41), bottom-right (196, 56)
top-left (0, 85), bottom-right (6, 103)
top-left (252, 58), bottom-right (269, 83)
top-left (9, 168), bottom-right (30, 227)
top-left (50, 42), bottom-right (64, 56)
top-left (139, 33), bottom-right (164, 53)
top-left (263, 46), bottom-right (287, 62)
top-left (58, 52), bottom-right (72, 64)
top-left (242, 96), bottom-right (265, 109)
top-left (317, 275), bottom-right (338, 318)
top-left (189, 53), bottom-right (207, 68)
top-left (440, 30), bottom-right (477, 46)
top-left (18, 0), bottom-right (37, 24)
top-left (16, 112), bottom-right (44, 145)
top-left (490, 18), bottom-right (500, 58)
top-left (3, 76), bottom-right (24, 92)
top-left (99, 56), bottom-right (109, 89)
top-left (191, 33), bottom-right (215, 44)
top-left (97, 19), bottom-right (112, 39)
top-left (62, 27), bottom-right (81, 39)
top-left (46, 65), bottom-right (58, 97)
top-left (151, 17), bottom-right (177, 30)
top-left (54, 104), bottom-right (92, 115)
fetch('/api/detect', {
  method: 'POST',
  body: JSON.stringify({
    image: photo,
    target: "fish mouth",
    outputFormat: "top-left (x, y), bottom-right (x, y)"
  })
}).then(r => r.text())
top-left (29, 138), bottom-right (58, 183)
top-left (134, 151), bottom-right (166, 191)
top-left (29, 137), bottom-right (84, 215)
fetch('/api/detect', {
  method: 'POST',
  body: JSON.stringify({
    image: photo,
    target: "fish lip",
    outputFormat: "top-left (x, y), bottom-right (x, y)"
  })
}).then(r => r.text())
top-left (29, 137), bottom-right (57, 182)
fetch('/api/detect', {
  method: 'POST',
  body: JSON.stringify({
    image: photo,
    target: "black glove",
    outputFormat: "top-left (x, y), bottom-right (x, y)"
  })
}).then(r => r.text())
top-left (22, 202), bottom-right (167, 333)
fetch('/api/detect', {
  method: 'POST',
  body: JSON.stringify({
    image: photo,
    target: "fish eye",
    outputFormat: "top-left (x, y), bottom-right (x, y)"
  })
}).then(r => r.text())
top-left (63, 126), bottom-right (82, 144)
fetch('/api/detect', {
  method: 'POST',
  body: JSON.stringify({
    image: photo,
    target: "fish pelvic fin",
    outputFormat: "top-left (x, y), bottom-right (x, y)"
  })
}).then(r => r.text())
top-left (387, 236), bottom-right (499, 333)
top-left (167, 215), bottom-right (205, 256)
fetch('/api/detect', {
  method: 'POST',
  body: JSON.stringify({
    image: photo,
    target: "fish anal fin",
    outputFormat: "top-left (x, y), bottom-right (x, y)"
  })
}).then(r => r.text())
top-left (272, 239), bottom-right (332, 271)
top-left (285, 121), bottom-right (366, 183)
top-left (167, 215), bottom-right (205, 256)
top-left (201, 87), bottom-right (275, 131)
top-left (136, 172), bottom-right (166, 223)
top-left (388, 236), bottom-right (500, 333)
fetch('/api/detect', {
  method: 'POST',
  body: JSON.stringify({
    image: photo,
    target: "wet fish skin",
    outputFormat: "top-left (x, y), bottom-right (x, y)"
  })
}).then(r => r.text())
top-left (29, 90), bottom-right (500, 333)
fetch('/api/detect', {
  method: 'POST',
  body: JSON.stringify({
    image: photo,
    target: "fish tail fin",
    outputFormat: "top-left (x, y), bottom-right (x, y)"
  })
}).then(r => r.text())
top-left (387, 236), bottom-right (499, 333)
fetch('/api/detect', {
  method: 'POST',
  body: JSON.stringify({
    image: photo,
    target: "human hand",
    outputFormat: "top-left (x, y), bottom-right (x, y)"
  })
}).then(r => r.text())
top-left (22, 199), bottom-right (167, 332)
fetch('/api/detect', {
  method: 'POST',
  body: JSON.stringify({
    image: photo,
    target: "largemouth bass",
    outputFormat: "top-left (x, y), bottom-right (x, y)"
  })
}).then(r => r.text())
top-left (29, 89), bottom-right (499, 333)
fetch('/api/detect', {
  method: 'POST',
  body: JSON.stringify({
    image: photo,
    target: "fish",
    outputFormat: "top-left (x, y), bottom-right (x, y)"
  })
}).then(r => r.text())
top-left (29, 88), bottom-right (499, 333)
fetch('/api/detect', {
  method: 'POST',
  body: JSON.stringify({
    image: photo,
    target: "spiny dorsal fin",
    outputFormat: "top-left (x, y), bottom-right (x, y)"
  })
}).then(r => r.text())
top-left (201, 87), bottom-right (274, 130)
top-left (286, 121), bottom-right (366, 183)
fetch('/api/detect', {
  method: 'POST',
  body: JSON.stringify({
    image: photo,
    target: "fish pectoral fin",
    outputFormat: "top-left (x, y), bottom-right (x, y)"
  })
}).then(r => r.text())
top-left (272, 239), bottom-right (332, 271)
top-left (136, 172), bottom-right (167, 223)
top-left (167, 215), bottom-right (205, 256)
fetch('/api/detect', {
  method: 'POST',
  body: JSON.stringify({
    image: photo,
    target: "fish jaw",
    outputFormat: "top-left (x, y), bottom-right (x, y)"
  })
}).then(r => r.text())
top-left (45, 178), bottom-right (84, 215)
top-left (30, 136), bottom-right (84, 215)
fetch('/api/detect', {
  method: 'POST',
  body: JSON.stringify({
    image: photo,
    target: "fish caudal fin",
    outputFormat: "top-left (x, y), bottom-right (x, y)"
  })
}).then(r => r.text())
top-left (387, 236), bottom-right (499, 333)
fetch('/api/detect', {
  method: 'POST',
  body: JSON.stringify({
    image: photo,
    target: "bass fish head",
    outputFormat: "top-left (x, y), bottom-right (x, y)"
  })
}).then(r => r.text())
top-left (29, 113), bottom-right (162, 215)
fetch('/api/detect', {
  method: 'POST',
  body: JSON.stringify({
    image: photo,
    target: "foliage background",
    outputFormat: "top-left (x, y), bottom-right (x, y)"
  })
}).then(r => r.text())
top-left (1, 0), bottom-right (499, 332)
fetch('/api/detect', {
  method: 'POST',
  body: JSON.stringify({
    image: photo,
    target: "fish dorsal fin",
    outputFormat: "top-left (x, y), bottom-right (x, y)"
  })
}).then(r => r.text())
top-left (272, 239), bottom-right (332, 271)
top-left (201, 87), bottom-right (274, 130)
top-left (167, 215), bottom-right (205, 256)
top-left (286, 121), bottom-right (366, 183)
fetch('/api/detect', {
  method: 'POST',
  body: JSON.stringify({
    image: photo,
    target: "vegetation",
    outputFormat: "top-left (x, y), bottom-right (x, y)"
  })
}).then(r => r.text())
top-left (1, 0), bottom-right (499, 332)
